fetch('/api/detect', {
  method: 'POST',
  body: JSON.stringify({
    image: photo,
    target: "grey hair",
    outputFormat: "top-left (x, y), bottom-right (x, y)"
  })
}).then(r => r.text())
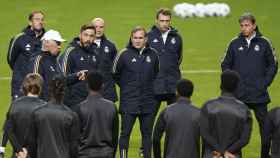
top-left (41, 40), bottom-right (47, 51)
top-left (239, 12), bottom-right (256, 24)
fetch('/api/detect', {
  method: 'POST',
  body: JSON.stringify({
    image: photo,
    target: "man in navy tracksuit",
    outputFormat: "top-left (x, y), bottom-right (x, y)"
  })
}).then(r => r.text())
top-left (91, 18), bottom-right (118, 102)
top-left (60, 24), bottom-right (100, 107)
top-left (147, 8), bottom-right (183, 107)
top-left (7, 11), bottom-right (45, 100)
top-left (221, 13), bottom-right (278, 156)
top-left (113, 26), bottom-right (159, 158)
top-left (30, 30), bottom-right (86, 101)
top-left (145, 8), bottom-right (182, 156)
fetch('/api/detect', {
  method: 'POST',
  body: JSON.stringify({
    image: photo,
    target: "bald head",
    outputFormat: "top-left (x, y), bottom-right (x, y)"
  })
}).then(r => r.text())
top-left (91, 17), bottom-right (105, 38)
top-left (92, 17), bottom-right (104, 24)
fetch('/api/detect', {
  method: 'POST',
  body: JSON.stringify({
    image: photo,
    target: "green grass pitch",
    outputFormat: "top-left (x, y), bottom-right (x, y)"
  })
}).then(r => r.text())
top-left (0, 0), bottom-right (279, 157)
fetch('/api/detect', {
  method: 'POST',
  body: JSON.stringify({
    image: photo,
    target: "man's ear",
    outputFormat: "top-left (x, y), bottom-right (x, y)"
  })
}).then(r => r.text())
top-left (28, 21), bottom-right (32, 27)
top-left (144, 37), bottom-right (148, 43)
top-left (253, 24), bottom-right (257, 30)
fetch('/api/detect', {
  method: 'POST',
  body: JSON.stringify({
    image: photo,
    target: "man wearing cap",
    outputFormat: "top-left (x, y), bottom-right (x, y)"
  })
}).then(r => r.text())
top-left (7, 11), bottom-right (45, 100)
top-left (91, 17), bottom-right (118, 103)
top-left (221, 13), bottom-right (278, 154)
top-left (29, 29), bottom-right (86, 101)
top-left (60, 24), bottom-right (100, 107)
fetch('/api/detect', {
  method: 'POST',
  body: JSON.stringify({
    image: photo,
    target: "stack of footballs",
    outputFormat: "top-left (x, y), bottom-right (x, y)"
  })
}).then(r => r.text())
top-left (173, 2), bottom-right (231, 18)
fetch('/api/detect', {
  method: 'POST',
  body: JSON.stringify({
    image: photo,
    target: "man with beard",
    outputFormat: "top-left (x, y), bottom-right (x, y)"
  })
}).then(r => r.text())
top-left (60, 24), bottom-right (100, 107)
top-left (91, 17), bottom-right (118, 103)
top-left (7, 11), bottom-right (45, 100)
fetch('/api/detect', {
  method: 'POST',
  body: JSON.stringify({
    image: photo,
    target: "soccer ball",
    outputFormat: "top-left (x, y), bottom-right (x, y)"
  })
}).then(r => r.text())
top-left (173, 2), bottom-right (231, 19)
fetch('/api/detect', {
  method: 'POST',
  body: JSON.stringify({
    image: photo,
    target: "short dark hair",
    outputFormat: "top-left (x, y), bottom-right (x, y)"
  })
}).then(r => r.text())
top-left (239, 12), bottom-right (256, 24)
top-left (22, 73), bottom-right (43, 95)
top-left (156, 8), bottom-right (172, 19)
top-left (48, 75), bottom-right (66, 104)
top-left (87, 71), bottom-right (103, 91)
top-left (28, 10), bottom-right (44, 21)
top-left (80, 23), bottom-right (96, 33)
top-left (176, 79), bottom-right (194, 97)
top-left (220, 70), bottom-right (240, 93)
top-left (130, 26), bottom-right (147, 38)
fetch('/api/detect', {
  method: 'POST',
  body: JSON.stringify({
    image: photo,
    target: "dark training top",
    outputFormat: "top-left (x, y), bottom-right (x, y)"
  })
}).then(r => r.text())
top-left (28, 102), bottom-right (80, 158)
top-left (153, 97), bottom-right (200, 158)
top-left (262, 107), bottom-right (280, 158)
top-left (200, 93), bottom-right (252, 155)
top-left (75, 93), bottom-right (119, 158)
top-left (4, 96), bottom-right (46, 157)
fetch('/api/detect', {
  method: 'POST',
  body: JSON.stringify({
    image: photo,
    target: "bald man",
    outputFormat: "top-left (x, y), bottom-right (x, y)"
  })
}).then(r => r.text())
top-left (91, 18), bottom-right (118, 103)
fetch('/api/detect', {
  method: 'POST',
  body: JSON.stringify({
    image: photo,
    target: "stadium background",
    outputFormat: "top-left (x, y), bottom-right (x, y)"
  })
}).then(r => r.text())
top-left (0, 0), bottom-right (279, 157)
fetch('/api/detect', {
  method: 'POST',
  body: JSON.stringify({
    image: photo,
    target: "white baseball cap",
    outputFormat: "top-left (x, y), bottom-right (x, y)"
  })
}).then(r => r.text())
top-left (41, 29), bottom-right (66, 42)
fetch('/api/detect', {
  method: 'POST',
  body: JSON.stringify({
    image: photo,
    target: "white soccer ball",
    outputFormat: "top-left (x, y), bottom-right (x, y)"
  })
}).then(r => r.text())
top-left (195, 3), bottom-right (206, 18)
top-left (220, 3), bottom-right (231, 17)
top-left (173, 2), bottom-right (231, 18)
